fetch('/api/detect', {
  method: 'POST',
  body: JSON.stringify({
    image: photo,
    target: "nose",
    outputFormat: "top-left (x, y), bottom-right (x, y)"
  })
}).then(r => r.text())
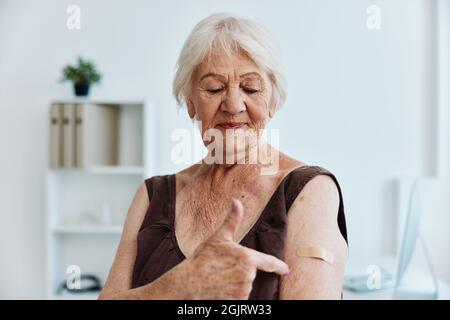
top-left (220, 87), bottom-right (245, 115)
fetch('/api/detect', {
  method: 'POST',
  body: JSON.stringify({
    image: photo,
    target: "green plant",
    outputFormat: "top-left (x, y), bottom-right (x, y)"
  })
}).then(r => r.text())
top-left (60, 56), bottom-right (101, 85)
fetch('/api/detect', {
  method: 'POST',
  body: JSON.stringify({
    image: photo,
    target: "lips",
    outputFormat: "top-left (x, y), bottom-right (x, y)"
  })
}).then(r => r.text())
top-left (216, 122), bottom-right (246, 129)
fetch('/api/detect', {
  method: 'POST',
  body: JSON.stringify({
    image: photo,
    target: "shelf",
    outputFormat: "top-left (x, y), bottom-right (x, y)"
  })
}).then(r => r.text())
top-left (49, 165), bottom-right (145, 175)
top-left (86, 165), bottom-right (145, 175)
top-left (52, 225), bottom-right (123, 235)
top-left (46, 99), bottom-right (152, 300)
top-left (51, 99), bottom-right (146, 106)
top-left (50, 291), bottom-right (100, 300)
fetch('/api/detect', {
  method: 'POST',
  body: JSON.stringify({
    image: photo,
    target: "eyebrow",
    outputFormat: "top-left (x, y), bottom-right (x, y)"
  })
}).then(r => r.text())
top-left (239, 72), bottom-right (263, 79)
top-left (199, 71), bottom-right (263, 81)
top-left (199, 73), bottom-right (226, 81)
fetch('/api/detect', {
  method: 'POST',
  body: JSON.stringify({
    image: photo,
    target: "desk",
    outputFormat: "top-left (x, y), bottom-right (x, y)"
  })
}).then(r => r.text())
top-left (343, 282), bottom-right (450, 300)
top-left (343, 256), bottom-right (450, 300)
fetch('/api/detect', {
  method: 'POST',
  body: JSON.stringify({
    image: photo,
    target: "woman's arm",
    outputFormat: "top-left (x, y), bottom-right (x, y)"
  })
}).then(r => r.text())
top-left (279, 175), bottom-right (348, 299)
top-left (98, 182), bottom-right (186, 299)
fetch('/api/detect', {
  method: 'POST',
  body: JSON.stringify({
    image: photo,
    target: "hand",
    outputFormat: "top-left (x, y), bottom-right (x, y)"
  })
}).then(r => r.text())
top-left (181, 198), bottom-right (290, 299)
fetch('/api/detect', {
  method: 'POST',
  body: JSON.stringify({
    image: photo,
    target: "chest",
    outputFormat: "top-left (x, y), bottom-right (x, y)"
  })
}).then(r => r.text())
top-left (174, 176), bottom-right (280, 257)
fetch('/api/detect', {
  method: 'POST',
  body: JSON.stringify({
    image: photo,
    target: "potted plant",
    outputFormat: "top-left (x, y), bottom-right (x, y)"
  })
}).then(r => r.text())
top-left (60, 56), bottom-right (101, 97)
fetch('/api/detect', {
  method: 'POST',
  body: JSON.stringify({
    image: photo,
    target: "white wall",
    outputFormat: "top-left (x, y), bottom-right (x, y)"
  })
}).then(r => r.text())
top-left (0, 0), bottom-right (445, 298)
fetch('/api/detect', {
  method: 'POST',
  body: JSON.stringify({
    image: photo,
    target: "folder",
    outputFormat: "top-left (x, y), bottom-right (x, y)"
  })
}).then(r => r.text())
top-left (49, 103), bottom-right (63, 168)
top-left (75, 104), bottom-right (119, 167)
top-left (62, 104), bottom-right (76, 167)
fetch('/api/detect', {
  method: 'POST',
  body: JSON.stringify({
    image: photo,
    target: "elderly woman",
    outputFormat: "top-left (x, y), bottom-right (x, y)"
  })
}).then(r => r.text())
top-left (99, 13), bottom-right (348, 300)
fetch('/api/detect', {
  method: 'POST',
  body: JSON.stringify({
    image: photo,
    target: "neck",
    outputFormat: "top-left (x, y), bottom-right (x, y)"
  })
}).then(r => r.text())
top-left (198, 141), bottom-right (281, 182)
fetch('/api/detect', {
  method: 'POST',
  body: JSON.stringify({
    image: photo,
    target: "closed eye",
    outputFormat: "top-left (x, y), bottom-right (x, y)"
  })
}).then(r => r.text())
top-left (241, 87), bottom-right (259, 94)
top-left (206, 88), bottom-right (224, 94)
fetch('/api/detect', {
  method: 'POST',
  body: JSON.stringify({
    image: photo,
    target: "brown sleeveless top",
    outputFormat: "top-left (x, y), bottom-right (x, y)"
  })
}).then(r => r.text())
top-left (131, 165), bottom-right (348, 299)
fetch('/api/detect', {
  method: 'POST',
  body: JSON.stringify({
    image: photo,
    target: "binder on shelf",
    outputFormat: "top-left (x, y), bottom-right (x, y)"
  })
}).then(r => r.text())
top-left (49, 103), bottom-right (119, 168)
top-left (62, 104), bottom-right (76, 168)
top-left (49, 103), bottom-right (63, 168)
top-left (75, 104), bottom-right (119, 167)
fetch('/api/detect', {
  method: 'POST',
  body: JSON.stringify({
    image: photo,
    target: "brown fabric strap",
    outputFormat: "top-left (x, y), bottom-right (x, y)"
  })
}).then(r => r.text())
top-left (140, 175), bottom-right (172, 232)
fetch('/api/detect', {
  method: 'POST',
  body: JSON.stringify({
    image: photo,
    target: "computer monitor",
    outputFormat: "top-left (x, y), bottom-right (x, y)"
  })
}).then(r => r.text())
top-left (393, 179), bottom-right (439, 299)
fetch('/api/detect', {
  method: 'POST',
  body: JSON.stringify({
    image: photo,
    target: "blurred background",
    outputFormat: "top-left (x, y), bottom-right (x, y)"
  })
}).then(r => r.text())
top-left (0, 0), bottom-right (448, 299)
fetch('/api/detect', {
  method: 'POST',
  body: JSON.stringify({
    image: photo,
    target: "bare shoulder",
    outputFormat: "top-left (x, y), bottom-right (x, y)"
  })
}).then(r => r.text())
top-left (121, 181), bottom-right (150, 241)
top-left (135, 181), bottom-right (150, 204)
top-left (276, 149), bottom-right (342, 218)
top-left (285, 165), bottom-right (346, 251)
top-left (292, 173), bottom-right (340, 219)
top-left (99, 181), bottom-right (151, 297)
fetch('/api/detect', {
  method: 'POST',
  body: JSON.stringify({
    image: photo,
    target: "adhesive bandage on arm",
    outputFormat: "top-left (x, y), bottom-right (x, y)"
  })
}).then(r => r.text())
top-left (296, 246), bottom-right (334, 264)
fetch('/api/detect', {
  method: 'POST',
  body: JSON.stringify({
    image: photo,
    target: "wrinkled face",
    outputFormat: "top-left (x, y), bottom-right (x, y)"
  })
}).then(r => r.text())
top-left (187, 47), bottom-right (275, 164)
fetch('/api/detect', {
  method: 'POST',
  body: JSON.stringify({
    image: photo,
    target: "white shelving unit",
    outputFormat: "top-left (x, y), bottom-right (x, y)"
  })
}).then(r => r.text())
top-left (46, 99), bottom-right (155, 300)
top-left (51, 225), bottom-right (123, 235)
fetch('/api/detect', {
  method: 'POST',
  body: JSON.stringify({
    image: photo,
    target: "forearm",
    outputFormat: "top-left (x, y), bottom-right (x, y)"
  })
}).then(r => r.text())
top-left (98, 261), bottom-right (191, 300)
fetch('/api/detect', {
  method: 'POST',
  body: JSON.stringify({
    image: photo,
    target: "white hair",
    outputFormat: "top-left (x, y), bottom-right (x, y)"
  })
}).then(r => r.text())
top-left (172, 13), bottom-right (287, 112)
